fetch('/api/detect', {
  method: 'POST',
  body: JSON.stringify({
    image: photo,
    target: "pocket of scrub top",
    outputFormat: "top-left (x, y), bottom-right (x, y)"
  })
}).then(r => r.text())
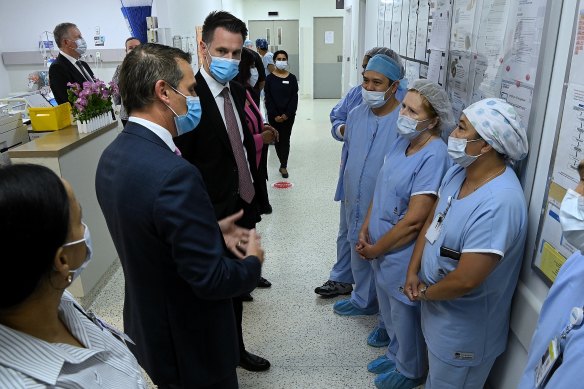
top-left (380, 194), bottom-right (408, 225)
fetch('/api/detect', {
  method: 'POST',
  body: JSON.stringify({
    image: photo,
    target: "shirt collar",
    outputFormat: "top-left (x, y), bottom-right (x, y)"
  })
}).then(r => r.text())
top-left (128, 116), bottom-right (178, 153)
top-left (60, 50), bottom-right (81, 66)
top-left (201, 66), bottom-right (231, 98)
top-left (0, 292), bottom-right (106, 385)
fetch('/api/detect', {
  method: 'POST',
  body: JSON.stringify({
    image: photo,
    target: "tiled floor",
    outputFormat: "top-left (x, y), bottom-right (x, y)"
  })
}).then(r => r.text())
top-left (89, 98), bottom-right (382, 388)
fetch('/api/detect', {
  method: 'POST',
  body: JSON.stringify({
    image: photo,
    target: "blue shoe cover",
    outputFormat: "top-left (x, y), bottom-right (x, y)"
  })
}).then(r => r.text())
top-left (367, 326), bottom-right (390, 347)
top-left (333, 299), bottom-right (378, 316)
top-left (367, 355), bottom-right (396, 374)
top-left (374, 370), bottom-right (424, 389)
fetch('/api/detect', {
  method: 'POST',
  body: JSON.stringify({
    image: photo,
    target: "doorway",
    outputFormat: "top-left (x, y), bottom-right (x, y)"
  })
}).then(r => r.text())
top-left (313, 17), bottom-right (343, 99)
top-left (248, 20), bottom-right (300, 80)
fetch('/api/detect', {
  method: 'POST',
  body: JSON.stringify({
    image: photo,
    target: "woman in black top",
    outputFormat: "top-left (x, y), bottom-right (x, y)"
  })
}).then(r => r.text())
top-left (264, 50), bottom-right (299, 178)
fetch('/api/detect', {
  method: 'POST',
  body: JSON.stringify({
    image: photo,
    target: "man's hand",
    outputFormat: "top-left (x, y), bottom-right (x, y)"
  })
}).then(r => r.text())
top-left (261, 130), bottom-right (275, 144)
top-left (356, 239), bottom-right (379, 260)
top-left (218, 210), bottom-right (250, 259)
top-left (246, 229), bottom-right (265, 264)
top-left (263, 124), bottom-right (279, 142)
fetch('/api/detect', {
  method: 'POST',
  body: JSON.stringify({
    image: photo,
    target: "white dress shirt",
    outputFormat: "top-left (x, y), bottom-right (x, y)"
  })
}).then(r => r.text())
top-left (128, 116), bottom-right (179, 154)
top-left (60, 50), bottom-right (93, 82)
top-left (0, 291), bottom-right (146, 388)
top-left (200, 67), bottom-right (253, 178)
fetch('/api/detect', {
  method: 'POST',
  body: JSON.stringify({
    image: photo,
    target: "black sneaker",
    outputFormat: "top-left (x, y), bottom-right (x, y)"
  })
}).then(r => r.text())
top-left (314, 280), bottom-right (353, 297)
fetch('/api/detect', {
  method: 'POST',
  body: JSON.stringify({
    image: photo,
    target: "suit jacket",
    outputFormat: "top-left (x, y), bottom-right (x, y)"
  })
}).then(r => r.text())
top-left (95, 122), bottom-right (261, 387)
top-left (175, 72), bottom-right (264, 227)
top-left (49, 53), bottom-right (95, 105)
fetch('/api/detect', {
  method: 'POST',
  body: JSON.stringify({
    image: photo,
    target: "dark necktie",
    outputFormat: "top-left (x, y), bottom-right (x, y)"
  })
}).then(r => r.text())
top-left (75, 60), bottom-right (93, 82)
top-left (221, 88), bottom-right (255, 203)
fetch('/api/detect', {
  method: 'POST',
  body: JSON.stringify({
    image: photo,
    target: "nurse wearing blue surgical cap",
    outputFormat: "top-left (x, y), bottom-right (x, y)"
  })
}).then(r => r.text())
top-left (358, 80), bottom-right (453, 389)
top-left (518, 160), bottom-right (584, 389)
top-left (404, 98), bottom-right (529, 388)
top-left (333, 54), bottom-right (407, 319)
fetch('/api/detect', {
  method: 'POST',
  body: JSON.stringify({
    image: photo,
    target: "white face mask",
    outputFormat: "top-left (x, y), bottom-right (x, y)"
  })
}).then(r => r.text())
top-left (560, 188), bottom-right (584, 251)
top-left (361, 87), bottom-right (391, 109)
top-left (447, 136), bottom-right (484, 168)
top-left (275, 60), bottom-right (288, 70)
top-left (249, 67), bottom-right (259, 87)
top-left (62, 222), bottom-right (93, 282)
top-left (397, 114), bottom-right (432, 140)
top-left (74, 38), bottom-right (87, 55)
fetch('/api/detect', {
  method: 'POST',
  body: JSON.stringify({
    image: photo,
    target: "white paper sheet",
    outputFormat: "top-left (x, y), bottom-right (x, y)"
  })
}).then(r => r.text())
top-left (450, 0), bottom-right (477, 51)
top-left (415, 1), bottom-right (430, 61)
top-left (428, 10), bottom-right (450, 51)
top-left (569, 2), bottom-right (584, 83)
top-left (447, 51), bottom-right (472, 119)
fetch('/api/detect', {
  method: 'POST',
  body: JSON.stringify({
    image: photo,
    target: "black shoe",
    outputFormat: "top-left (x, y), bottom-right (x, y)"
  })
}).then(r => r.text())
top-left (257, 277), bottom-right (272, 288)
top-left (260, 204), bottom-right (273, 215)
top-left (279, 167), bottom-right (289, 178)
top-left (238, 351), bottom-right (271, 371)
top-left (314, 280), bottom-right (353, 297)
top-left (240, 293), bottom-right (253, 302)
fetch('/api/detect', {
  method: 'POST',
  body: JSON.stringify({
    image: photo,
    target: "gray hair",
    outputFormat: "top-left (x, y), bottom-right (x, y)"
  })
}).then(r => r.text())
top-left (119, 43), bottom-right (192, 115)
top-left (53, 22), bottom-right (76, 48)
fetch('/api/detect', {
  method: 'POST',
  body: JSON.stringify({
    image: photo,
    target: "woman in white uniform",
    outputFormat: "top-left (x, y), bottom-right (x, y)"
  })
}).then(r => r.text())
top-left (404, 98), bottom-right (529, 389)
top-left (358, 80), bottom-right (454, 389)
top-left (0, 164), bottom-right (146, 388)
top-left (518, 160), bottom-right (584, 389)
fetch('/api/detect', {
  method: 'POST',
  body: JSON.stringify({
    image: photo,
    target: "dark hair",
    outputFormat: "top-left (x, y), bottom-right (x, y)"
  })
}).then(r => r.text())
top-left (125, 36), bottom-right (140, 44)
top-left (54, 22), bottom-right (76, 48)
top-left (202, 11), bottom-right (247, 44)
top-left (273, 50), bottom-right (288, 61)
top-left (0, 164), bottom-right (70, 309)
top-left (119, 43), bottom-right (191, 114)
top-left (234, 47), bottom-right (256, 86)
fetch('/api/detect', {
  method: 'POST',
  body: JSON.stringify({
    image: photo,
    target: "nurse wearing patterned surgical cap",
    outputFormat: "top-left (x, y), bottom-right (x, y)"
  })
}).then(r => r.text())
top-left (404, 98), bottom-right (529, 388)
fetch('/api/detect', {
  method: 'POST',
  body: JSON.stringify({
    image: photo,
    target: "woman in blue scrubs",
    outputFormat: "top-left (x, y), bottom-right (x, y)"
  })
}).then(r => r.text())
top-left (518, 160), bottom-right (584, 388)
top-left (404, 98), bottom-right (529, 388)
top-left (332, 53), bottom-right (407, 318)
top-left (357, 80), bottom-right (454, 389)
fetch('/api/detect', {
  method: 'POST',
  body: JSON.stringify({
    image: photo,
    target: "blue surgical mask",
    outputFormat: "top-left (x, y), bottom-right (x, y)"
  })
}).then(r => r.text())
top-left (75, 38), bottom-right (87, 55)
top-left (168, 86), bottom-right (202, 136)
top-left (397, 114), bottom-right (432, 140)
top-left (207, 49), bottom-right (240, 84)
top-left (63, 222), bottom-right (93, 282)
top-left (249, 67), bottom-right (259, 87)
top-left (275, 60), bottom-right (288, 70)
top-left (447, 136), bottom-right (484, 168)
top-left (361, 87), bottom-right (391, 109)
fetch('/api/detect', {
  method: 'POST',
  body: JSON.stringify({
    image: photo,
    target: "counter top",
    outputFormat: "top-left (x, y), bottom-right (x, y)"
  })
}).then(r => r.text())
top-left (8, 122), bottom-right (117, 158)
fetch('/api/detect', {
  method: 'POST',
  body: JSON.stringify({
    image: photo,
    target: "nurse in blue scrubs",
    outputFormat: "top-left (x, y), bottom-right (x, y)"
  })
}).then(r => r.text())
top-left (332, 53), bottom-right (407, 318)
top-left (404, 98), bottom-right (529, 389)
top-left (518, 160), bottom-right (584, 389)
top-left (358, 80), bottom-right (454, 389)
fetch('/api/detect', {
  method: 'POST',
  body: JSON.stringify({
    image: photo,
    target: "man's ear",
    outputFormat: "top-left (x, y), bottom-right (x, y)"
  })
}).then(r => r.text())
top-left (155, 80), bottom-right (170, 104)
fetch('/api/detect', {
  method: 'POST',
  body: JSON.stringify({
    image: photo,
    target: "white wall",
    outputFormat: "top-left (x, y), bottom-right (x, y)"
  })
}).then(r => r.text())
top-left (0, 35), bottom-right (10, 98)
top-left (242, 0), bottom-right (300, 20)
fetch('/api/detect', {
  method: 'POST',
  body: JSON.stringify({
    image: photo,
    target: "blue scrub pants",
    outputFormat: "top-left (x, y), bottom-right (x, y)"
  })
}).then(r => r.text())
top-left (373, 262), bottom-right (426, 379)
top-left (349, 244), bottom-right (378, 311)
top-left (329, 201), bottom-right (354, 284)
top-left (425, 350), bottom-right (496, 389)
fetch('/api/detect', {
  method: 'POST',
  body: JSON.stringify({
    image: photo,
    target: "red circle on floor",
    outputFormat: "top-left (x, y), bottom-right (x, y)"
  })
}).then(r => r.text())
top-left (272, 181), bottom-right (294, 189)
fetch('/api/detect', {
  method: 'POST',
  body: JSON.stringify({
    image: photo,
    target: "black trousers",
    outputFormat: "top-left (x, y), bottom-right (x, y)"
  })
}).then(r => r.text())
top-left (270, 117), bottom-right (295, 168)
top-left (157, 370), bottom-right (238, 389)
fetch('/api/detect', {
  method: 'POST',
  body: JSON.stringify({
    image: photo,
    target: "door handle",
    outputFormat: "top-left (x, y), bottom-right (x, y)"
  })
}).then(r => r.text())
top-left (337, 55), bottom-right (343, 62)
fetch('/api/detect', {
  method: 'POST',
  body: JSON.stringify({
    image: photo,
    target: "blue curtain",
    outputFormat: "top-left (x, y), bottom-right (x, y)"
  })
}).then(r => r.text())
top-left (120, 5), bottom-right (151, 45)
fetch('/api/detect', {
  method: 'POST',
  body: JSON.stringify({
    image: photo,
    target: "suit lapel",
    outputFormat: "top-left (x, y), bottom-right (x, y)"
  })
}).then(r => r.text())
top-left (195, 72), bottom-right (233, 152)
top-left (123, 122), bottom-right (173, 153)
top-left (58, 54), bottom-right (88, 84)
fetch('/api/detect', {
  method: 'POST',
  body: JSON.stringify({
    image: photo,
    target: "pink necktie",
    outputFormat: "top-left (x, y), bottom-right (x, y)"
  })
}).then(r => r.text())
top-left (174, 147), bottom-right (182, 157)
top-left (221, 88), bottom-right (255, 203)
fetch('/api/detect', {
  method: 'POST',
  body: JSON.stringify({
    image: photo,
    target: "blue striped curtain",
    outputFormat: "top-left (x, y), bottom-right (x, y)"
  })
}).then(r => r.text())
top-left (120, 5), bottom-right (152, 44)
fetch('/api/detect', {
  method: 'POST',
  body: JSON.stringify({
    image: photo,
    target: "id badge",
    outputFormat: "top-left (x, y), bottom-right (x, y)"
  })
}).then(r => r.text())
top-left (535, 337), bottom-right (561, 388)
top-left (425, 213), bottom-right (444, 244)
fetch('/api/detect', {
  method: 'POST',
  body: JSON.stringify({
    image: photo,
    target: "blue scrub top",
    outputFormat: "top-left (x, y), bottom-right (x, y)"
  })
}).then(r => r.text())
top-left (419, 165), bottom-right (527, 366)
top-left (518, 251), bottom-right (584, 388)
top-left (343, 102), bottom-right (400, 243)
top-left (369, 136), bottom-right (451, 305)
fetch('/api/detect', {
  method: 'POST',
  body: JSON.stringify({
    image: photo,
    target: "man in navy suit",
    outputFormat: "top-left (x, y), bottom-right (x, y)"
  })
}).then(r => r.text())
top-left (96, 43), bottom-right (263, 389)
top-left (49, 23), bottom-right (95, 105)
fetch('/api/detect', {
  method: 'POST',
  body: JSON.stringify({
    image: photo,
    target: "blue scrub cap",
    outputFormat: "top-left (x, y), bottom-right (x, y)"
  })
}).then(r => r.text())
top-left (463, 98), bottom-right (528, 161)
top-left (365, 54), bottom-right (407, 91)
top-left (255, 38), bottom-right (268, 50)
top-left (244, 39), bottom-right (253, 47)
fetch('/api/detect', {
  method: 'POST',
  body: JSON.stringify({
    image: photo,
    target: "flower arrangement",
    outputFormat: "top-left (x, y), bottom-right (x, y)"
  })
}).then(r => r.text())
top-left (67, 80), bottom-right (117, 123)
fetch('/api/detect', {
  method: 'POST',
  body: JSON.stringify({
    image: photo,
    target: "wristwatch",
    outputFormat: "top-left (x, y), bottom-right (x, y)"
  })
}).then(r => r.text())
top-left (420, 285), bottom-right (429, 301)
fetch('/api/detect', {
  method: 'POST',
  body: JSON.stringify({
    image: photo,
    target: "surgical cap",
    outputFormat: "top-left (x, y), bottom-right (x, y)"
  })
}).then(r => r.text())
top-left (255, 38), bottom-right (268, 50)
top-left (409, 79), bottom-right (455, 134)
top-left (244, 39), bottom-right (253, 48)
top-left (365, 54), bottom-right (407, 90)
top-left (365, 47), bottom-right (405, 79)
top-left (463, 98), bottom-right (528, 161)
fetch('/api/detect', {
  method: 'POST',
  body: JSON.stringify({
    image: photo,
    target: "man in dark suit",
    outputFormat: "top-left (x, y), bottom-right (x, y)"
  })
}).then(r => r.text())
top-left (96, 43), bottom-right (264, 389)
top-left (174, 10), bottom-right (271, 372)
top-left (49, 23), bottom-right (95, 105)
